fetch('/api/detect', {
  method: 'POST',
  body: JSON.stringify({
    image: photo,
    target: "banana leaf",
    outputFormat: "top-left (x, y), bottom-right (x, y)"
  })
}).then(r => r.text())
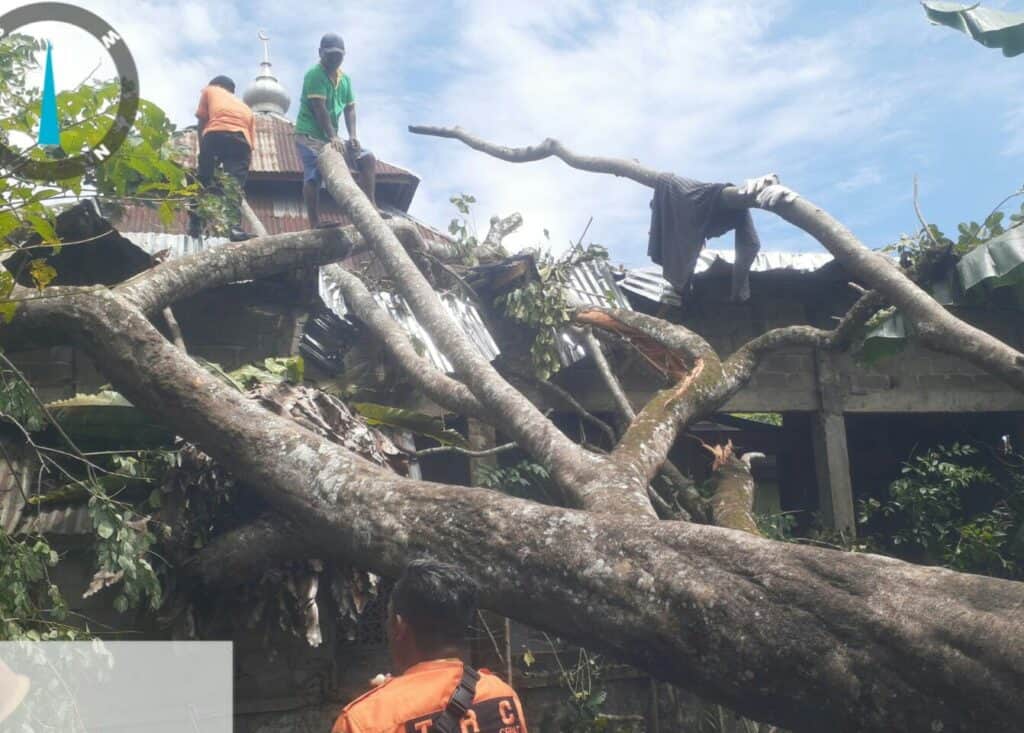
top-left (924, 2), bottom-right (1024, 57)
top-left (351, 402), bottom-right (468, 448)
top-left (45, 391), bottom-right (175, 448)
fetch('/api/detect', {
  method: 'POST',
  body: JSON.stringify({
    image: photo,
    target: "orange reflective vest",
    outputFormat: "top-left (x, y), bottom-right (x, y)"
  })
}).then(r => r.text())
top-left (331, 659), bottom-right (528, 733)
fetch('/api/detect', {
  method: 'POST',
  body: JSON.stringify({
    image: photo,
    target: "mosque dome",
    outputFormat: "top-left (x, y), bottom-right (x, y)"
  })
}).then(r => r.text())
top-left (243, 31), bottom-right (290, 115)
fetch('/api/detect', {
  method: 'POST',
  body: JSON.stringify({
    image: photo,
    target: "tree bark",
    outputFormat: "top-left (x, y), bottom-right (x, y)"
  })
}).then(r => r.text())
top-left (32, 285), bottom-right (1024, 733)
top-left (707, 443), bottom-right (761, 535)
top-left (5, 134), bottom-right (1024, 731)
top-left (316, 145), bottom-right (653, 515)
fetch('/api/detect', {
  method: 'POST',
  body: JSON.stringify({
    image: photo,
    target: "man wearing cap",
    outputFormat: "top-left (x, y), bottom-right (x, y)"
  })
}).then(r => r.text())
top-left (189, 75), bottom-right (255, 242)
top-left (294, 33), bottom-right (378, 228)
top-left (331, 559), bottom-right (528, 733)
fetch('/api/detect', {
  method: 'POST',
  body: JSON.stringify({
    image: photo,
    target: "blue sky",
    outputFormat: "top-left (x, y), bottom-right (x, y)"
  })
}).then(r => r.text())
top-left (7, 0), bottom-right (1024, 267)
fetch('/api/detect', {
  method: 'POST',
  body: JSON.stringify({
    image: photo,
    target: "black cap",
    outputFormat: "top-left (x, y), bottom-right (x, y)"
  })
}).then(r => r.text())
top-left (319, 33), bottom-right (345, 56)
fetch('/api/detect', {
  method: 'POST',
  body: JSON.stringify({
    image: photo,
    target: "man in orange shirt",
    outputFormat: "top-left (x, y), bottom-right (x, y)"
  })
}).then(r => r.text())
top-left (332, 560), bottom-right (529, 733)
top-left (189, 76), bottom-right (255, 241)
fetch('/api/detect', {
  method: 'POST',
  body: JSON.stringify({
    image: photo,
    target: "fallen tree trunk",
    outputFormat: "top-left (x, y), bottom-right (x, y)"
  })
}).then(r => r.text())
top-left (6, 128), bottom-right (1023, 732)
top-left (32, 279), bottom-right (1024, 733)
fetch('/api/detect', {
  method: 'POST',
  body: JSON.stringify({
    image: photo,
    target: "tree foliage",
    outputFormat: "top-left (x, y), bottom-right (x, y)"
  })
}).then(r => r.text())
top-left (860, 442), bottom-right (1024, 579)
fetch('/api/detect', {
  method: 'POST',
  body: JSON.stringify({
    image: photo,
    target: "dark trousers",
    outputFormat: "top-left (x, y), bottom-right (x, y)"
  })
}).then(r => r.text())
top-left (197, 130), bottom-right (251, 189)
top-left (190, 130), bottom-right (251, 235)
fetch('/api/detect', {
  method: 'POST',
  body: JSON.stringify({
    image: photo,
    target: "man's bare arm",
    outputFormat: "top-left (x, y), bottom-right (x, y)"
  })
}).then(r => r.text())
top-left (344, 103), bottom-right (358, 148)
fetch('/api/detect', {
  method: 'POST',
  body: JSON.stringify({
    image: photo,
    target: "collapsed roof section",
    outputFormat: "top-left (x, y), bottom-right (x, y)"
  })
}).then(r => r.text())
top-left (620, 248), bottom-right (836, 307)
top-left (316, 267), bottom-right (499, 374)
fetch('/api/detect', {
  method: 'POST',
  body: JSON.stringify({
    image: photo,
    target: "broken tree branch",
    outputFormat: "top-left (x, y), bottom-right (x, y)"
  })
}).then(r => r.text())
top-left (416, 126), bottom-right (1024, 393)
top-left (482, 212), bottom-right (523, 254)
top-left (409, 125), bottom-right (662, 188)
top-left (162, 306), bottom-right (186, 352)
top-left (706, 442), bottom-right (761, 535)
top-left (577, 326), bottom-right (704, 519)
top-left (415, 441), bottom-right (517, 458)
top-left (316, 145), bottom-right (641, 512)
top-left (579, 327), bottom-right (636, 422)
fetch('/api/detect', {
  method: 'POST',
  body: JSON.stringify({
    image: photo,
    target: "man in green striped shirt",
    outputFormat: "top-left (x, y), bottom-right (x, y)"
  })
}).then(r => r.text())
top-left (294, 33), bottom-right (378, 227)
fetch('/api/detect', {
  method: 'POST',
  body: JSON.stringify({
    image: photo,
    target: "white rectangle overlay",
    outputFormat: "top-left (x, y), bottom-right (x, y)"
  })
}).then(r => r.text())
top-left (0, 641), bottom-right (232, 731)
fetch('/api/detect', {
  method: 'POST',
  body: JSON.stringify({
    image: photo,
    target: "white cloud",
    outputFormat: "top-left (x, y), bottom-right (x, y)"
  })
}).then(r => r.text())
top-left (836, 166), bottom-right (883, 193)
top-left (400, 0), bottom-right (918, 259)
top-left (7, 0), bottom-right (1022, 264)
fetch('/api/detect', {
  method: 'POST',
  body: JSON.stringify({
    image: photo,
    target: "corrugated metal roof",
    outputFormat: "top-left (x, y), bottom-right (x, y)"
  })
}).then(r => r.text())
top-left (701, 248), bottom-right (834, 274)
top-left (564, 259), bottom-right (632, 310)
top-left (620, 249), bottom-right (835, 305)
top-left (113, 196), bottom-right (452, 248)
top-left (557, 260), bottom-right (634, 366)
top-left (173, 113), bottom-right (419, 181)
top-left (119, 232), bottom-right (229, 259)
top-left (0, 445), bottom-right (92, 536)
top-left (619, 267), bottom-right (682, 307)
top-left (318, 268), bottom-right (499, 374)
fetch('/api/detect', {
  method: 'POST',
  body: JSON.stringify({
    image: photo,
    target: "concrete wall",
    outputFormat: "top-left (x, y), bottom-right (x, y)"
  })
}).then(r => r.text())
top-left (7, 282), bottom-right (308, 402)
top-left (570, 283), bottom-right (1024, 414)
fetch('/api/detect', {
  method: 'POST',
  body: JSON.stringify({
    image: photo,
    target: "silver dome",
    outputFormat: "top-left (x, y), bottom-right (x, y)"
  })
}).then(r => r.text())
top-left (243, 32), bottom-right (290, 115)
top-left (244, 64), bottom-right (291, 115)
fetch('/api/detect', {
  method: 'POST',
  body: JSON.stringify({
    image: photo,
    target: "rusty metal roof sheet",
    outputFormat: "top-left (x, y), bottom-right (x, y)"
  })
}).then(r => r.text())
top-left (318, 268), bottom-right (499, 374)
top-left (173, 113), bottom-right (419, 181)
top-left (556, 260), bottom-right (633, 367)
top-left (0, 445), bottom-right (92, 536)
top-left (113, 197), bottom-right (451, 248)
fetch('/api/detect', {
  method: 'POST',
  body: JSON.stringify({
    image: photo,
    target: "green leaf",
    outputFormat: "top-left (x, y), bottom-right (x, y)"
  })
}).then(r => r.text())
top-left (158, 200), bottom-right (175, 227)
top-left (45, 390), bottom-right (175, 448)
top-left (0, 300), bottom-right (19, 324)
top-left (29, 259), bottom-right (57, 291)
top-left (352, 403), bottom-right (469, 447)
top-left (24, 212), bottom-right (58, 244)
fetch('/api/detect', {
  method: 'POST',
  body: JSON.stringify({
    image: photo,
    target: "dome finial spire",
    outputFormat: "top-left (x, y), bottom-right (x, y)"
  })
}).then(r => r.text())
top-left (244, 30), bottom-right (291, 115)
top-left (258, 29), bottom-right (271, 65)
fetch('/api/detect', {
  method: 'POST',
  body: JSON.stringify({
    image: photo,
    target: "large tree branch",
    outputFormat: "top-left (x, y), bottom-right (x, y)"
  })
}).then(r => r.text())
top-left (722, 289), bottom-right (886, 389)
top-left (409, 125), bottom-right (662, 188)
top-left (707, 442), bottom-right (761, 535)
top-left (315, 145), bottom-right (644, 512)
top-left (572, 305), bottom-right (724, 505)
top-left (33, 285), bottom-right (1024, 733)
top-left (321, 264), bottom-right (488, 419)
top-left (578, 326), bottom-right (705, 519)
top-left (763, 194), bottom-right (1024, 391)
top-left (415, 126), bottom-right (1024, 394)
top-left (120, 227), bottom-right (358, 317)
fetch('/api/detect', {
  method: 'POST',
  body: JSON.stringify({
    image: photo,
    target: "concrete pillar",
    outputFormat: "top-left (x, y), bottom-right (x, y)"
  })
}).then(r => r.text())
top-left (811, 411), bottom-right (856, 535)
top-left (466, 419), bottom-right (497, 487)
top-left (812, 350), bottom-right (856, 536)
